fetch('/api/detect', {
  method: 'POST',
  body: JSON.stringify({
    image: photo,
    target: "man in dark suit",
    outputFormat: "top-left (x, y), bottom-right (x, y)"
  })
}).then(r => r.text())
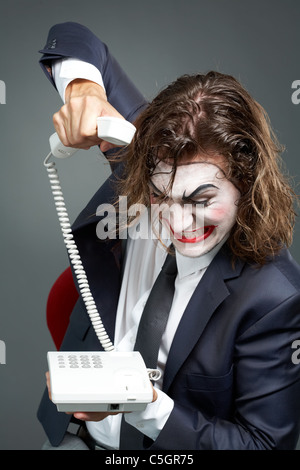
top-left (37, 22), bottom-right (300, 450)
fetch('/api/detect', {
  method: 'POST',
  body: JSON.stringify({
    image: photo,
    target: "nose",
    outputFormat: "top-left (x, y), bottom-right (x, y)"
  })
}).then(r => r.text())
top-left (169, 203), bottom-right (195, 234)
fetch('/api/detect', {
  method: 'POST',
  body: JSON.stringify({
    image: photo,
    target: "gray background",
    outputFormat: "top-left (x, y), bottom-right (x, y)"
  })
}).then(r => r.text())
top-left (0, 0), bottom-right (299, 450)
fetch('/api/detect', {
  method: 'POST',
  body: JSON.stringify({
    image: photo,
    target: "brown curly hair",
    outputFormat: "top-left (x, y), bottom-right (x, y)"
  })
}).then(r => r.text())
top-left (112, 71), bottom-right (297, 265)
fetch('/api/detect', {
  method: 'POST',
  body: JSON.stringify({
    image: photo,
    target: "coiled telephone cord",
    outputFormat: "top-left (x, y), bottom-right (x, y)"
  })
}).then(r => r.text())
top-left (44, 153), bottom-right (115, 352)
top-left (43, 153), bottom-right (161, 382)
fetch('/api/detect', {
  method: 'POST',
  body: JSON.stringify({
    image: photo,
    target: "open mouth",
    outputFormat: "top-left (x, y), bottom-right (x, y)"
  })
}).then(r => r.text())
top-left (169, 224), bottom-right (217, 244)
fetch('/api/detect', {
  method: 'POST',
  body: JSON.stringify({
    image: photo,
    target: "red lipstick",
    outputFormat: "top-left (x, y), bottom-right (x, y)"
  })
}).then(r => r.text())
top-left (169, 225), bottom-right (217, 243)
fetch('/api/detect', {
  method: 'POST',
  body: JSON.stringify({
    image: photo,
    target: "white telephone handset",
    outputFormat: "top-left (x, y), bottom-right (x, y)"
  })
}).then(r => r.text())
top-left (44, 117), bottom-right (160, 413)
top-left (49, 116), bottom-right (136, 158)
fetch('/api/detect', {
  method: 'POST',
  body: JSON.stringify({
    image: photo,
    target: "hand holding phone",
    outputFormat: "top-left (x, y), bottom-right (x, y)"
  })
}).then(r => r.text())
top-left (52, 78), bottom-right (127, 152)
top-left (49, 116), bottom-right (136, 158)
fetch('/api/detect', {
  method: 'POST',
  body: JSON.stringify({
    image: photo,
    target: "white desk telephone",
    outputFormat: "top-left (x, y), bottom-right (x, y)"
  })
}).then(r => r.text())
top-left (44, 117), bottom-right (159, 413)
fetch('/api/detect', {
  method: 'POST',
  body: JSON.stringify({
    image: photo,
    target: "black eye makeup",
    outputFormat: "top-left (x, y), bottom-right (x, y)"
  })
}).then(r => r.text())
top-left (182, 184), bottom-right (218, 200)
top-left (149, 182), bottom-right (169, 203)
top-left (190, 198), bottom-right (211, 207)
top-left (182, 184), bottom-right (218, 206)
top-left (149, 181), bottom-right (219, 206)
top-left (150, 190), bottom-right (169, 204)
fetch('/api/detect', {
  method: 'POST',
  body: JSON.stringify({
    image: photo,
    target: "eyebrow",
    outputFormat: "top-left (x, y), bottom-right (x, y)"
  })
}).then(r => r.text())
top-left (149, 181), bottom-right (218, 200)
top-left (183, 184), bottom-right (218, 200)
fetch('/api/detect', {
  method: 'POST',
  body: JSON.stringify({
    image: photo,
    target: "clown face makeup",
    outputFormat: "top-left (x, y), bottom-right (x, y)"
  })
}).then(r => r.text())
top-left (150, 158), bottom-right (240, 258)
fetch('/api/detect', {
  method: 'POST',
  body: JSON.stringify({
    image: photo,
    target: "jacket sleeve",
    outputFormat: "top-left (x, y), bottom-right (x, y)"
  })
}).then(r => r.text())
top-left (38, 22), bottom-right (148, 122)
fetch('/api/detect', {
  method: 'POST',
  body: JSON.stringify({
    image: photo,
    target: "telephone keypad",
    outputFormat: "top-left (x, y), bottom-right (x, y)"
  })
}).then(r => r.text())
top-left (56, 353), bottom-right (103, 369)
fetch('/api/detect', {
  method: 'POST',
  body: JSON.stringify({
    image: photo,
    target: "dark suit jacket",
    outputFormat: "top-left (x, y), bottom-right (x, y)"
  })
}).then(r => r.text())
top-left (37, 22), bottom-right (300, 450)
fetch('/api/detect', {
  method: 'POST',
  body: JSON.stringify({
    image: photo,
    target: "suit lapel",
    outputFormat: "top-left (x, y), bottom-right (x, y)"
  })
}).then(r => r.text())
top-left (163, 246), bottom-right (244, 393)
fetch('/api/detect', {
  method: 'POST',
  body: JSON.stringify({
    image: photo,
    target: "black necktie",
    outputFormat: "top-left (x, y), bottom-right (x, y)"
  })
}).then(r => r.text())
top-left (119, 250), bottom-right (177, 450)
top-left (134, 251), bottom-right (177, 368)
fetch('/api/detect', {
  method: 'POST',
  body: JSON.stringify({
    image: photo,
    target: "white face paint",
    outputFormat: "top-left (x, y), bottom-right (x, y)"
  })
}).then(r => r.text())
top-left (150, 158), bottom-right (240, 257)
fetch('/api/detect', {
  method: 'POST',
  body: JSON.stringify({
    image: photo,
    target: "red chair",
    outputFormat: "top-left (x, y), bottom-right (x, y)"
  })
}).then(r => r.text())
top-left (46, 267), bottom-right (79, 350)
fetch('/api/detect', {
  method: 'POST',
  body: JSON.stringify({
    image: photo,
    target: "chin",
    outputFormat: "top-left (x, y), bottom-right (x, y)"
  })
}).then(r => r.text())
top-left (173, 243), bottom-right (210, 258)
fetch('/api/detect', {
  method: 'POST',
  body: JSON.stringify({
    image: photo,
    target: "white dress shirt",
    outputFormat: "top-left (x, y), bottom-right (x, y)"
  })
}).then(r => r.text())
top-left (52, 58), bottom-right (105, 102)
top-left (52, 59), bottom-right (225, 449)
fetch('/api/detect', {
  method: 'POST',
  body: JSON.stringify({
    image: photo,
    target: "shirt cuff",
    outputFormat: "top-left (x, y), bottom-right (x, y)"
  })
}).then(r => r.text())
top-left (124, 388), bottom-right (174, 442)
top-left (52, 57), bottom-right (106, 103)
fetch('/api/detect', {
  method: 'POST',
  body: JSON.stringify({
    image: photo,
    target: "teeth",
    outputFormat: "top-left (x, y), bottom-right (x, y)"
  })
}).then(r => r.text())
top-left (182, 228), bottom-right (204, 237)
top-left (178, 225), bottom-right (214, 240)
